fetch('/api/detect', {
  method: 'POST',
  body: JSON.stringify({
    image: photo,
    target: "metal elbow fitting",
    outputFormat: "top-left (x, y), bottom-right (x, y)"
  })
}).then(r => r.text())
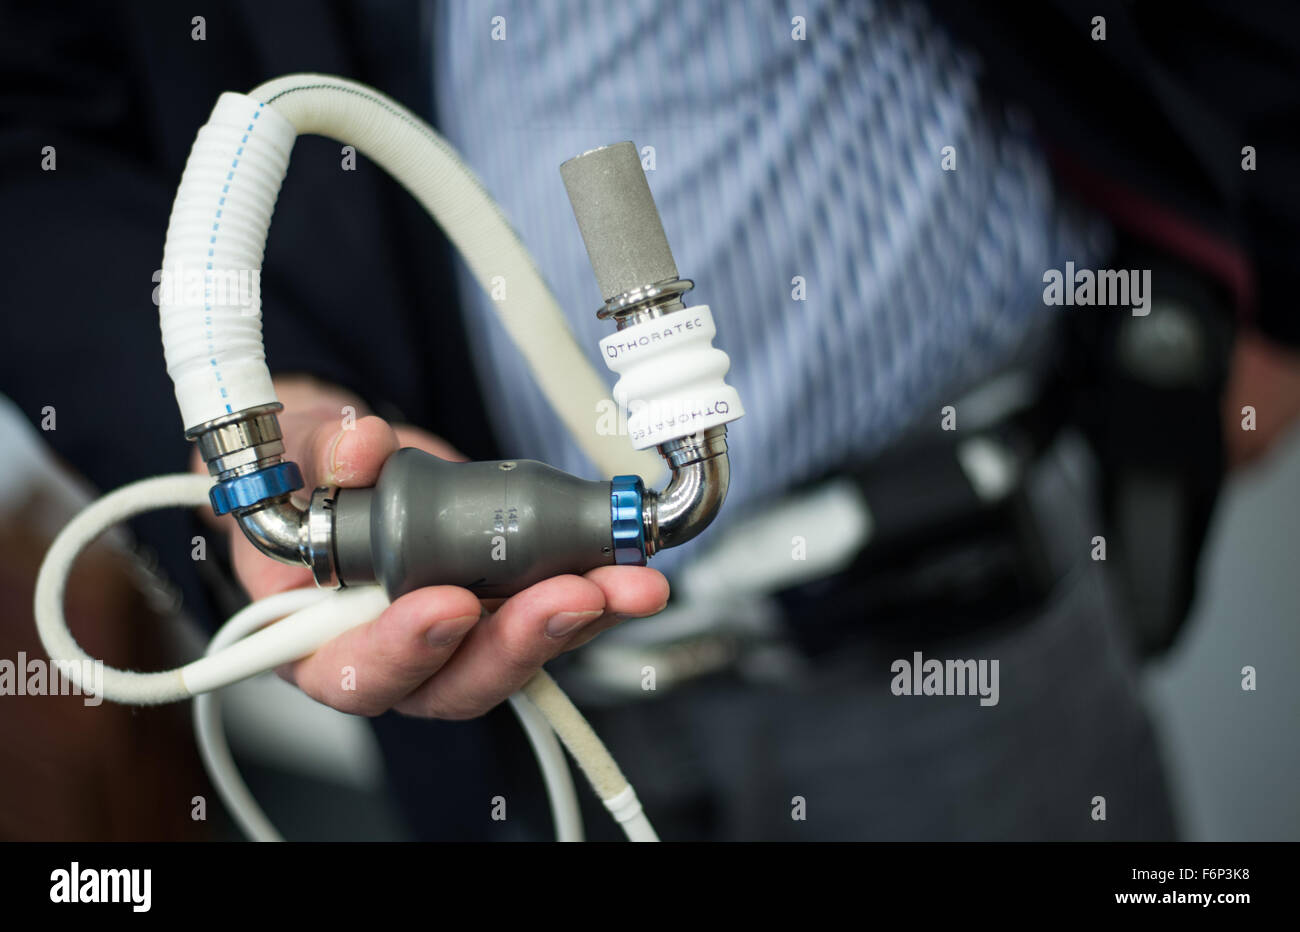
top-left (644, 427), bottom-right (730, 556)
top-left (230, 489), bottom-right (337, 588)
top-left (232, 498), bottom-right (306, 565)
top-left (190, 405), bottom-right (335, 584)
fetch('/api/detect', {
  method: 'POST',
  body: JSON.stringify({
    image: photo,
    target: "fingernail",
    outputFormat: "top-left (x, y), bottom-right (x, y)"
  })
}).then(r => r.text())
top-left (426, 614), bottom-right (479, 647)
top-left (327, 429), bottom-right (351, 483)
top-left (622, 602), bottom-right (668, 620)
top-left (545, 609), bottom-right (603, 639)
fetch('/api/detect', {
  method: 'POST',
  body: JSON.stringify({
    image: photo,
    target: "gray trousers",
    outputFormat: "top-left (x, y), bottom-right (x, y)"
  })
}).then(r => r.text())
top-left (572, 437), bottom-right (1178, 841)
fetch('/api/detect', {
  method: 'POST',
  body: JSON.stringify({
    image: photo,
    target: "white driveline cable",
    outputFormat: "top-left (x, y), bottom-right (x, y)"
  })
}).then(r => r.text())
top-left (522, 671), bottom-right (658, 842)
top-left (34, 474), bottom-right (210, 706)
top-left (199, 590), bottom-right (584, 841)
top-left (36, 74), bottom-right (664, 841)
top-left (34, 473), bottom-right (641, 841)
top-left (506, 692), bottom-right (585, 843)
top-left (194, 586), bottom-right (331, 843)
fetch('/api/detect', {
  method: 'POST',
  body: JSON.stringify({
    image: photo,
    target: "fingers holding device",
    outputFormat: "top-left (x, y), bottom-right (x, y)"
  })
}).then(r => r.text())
top-left (205, 379), bottom-right (670, 721)
top-left (34, 75), bottom-right (743, 842)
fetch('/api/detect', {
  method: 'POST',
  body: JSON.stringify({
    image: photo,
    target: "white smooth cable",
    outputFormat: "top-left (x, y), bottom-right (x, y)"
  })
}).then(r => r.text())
top-left (195, 590), bottom-right (585, 842)
top-left (32, 474), bottom-right (653, 840)
top-left (236, 76), bottom-right (657, 835)
top-left (198, 595), bottom-right (586, 842)
top-left (506, 692), bottom-right (584, 842)
top-left (33, 474), bottom-right (210, 705)
top-left (30, 471), bottom-right (388, 704)
top-left (194, 587), bottom-right (331, 842)
top-left (245, 74), bottom-right (660, 482)
top-left (522, 670), bottom-right (658, 842)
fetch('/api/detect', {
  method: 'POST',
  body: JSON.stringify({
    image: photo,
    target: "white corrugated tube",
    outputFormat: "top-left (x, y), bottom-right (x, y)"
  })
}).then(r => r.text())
top-left (162, 74), bottom-right (659, 479)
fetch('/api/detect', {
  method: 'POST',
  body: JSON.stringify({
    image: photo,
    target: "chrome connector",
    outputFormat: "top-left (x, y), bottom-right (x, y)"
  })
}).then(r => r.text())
top-left (223, 485), bottom-right (339, 587)
top-left (189, 403), bottom-right (287, 481)
top-left (643, 425), bottom-right (731, 557)
top-left (189, 404), bottom-right (338, 583)
top-left (233, 496), bottom-right (308, 566)
top-left (600, 276), bottom-right (694, 326)
top-left (305, 486), bottom-right (341, 588)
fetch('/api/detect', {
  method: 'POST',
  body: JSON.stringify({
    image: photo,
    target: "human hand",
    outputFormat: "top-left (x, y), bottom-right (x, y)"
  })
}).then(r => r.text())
top-left (195, 375), bottom-right (668, 718)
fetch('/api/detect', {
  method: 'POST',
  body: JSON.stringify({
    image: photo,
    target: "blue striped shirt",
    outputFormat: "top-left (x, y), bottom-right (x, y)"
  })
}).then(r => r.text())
top-left (433, 0), bottom-right (1106, 574)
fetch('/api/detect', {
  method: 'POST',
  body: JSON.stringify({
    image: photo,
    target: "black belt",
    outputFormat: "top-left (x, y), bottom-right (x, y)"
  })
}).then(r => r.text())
top-left (773, 403), bottom-right (1067, 656)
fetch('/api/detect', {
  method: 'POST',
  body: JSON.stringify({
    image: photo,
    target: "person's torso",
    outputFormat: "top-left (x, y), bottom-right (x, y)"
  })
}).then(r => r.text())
top-left (433, 0), bottom-right (1106, 573)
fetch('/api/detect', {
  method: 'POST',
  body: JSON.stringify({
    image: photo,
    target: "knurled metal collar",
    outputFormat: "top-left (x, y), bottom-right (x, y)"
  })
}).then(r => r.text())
top-left (209, 461), bottom-right (304, 516)
top-left (306, 486), bottom-right (341, 589)
top-left (192, 405), bottom-right (287, 479)
top-left (610, 475), bottom-right (647, 566)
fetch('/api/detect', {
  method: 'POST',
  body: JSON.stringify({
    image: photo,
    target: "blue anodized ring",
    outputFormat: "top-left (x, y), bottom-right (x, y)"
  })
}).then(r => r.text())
top-left (209, 461), bottom-right (305, 516)
top-left (609, 475), bottom-right (647, 565)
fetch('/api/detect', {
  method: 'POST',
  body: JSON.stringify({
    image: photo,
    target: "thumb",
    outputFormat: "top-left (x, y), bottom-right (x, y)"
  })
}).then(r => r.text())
top-left (281, 408), bottom-right (401, 493)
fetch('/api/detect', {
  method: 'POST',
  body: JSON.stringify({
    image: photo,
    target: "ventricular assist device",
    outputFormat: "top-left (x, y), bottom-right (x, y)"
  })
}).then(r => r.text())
top-left (33, 75), bottom-right (743, 842)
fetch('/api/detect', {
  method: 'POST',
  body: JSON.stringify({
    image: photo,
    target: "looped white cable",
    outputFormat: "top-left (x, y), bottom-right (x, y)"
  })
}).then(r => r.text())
top-left (194, 587), bottom-right (332, 843)
top-left (32, 473), bottom-right (390, 702)
top-left (34, 474), bottom-right (211, 704)
top-left (33, 473), bottom-right (652, 841)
